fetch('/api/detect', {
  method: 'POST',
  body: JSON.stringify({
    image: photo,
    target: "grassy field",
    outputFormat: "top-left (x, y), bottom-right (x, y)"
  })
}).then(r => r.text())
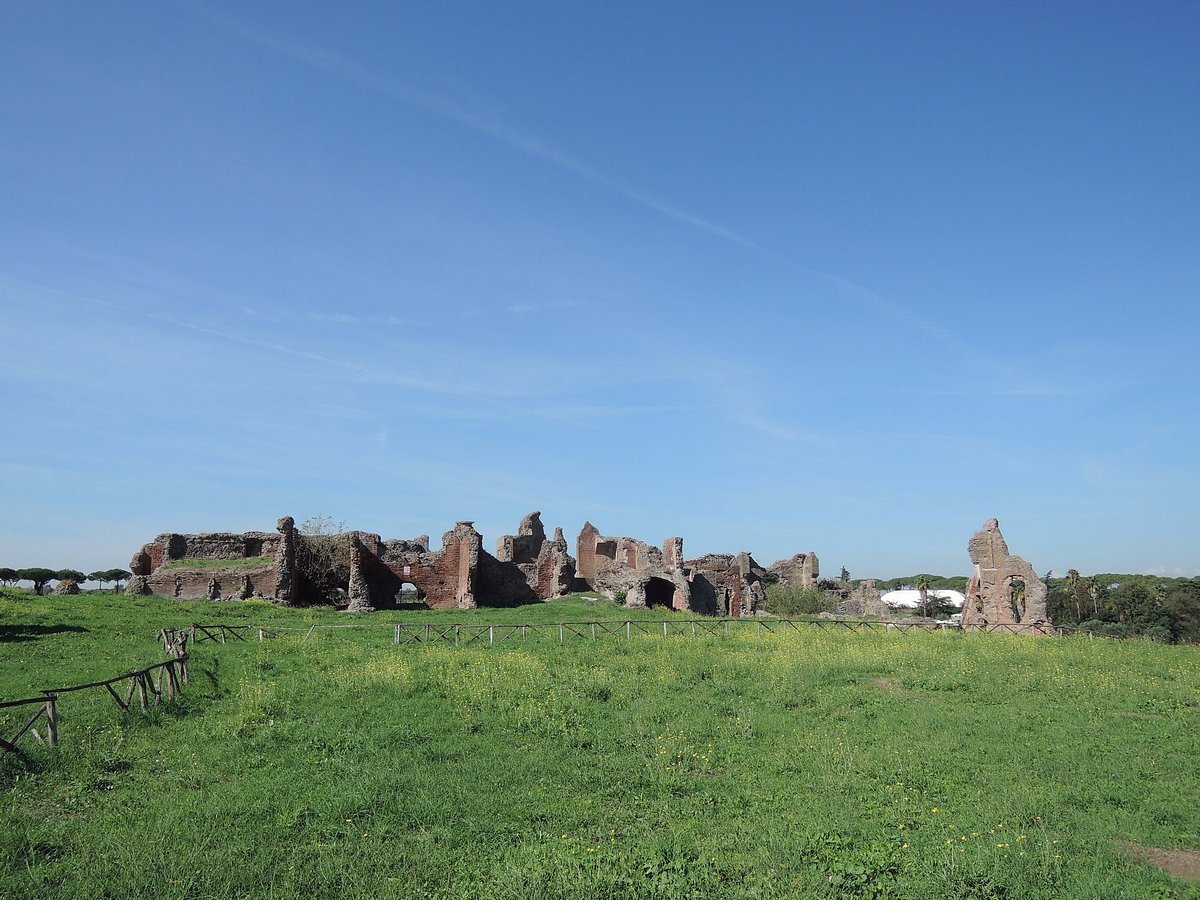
top-left (1, 589), bottom-right (1197, 899)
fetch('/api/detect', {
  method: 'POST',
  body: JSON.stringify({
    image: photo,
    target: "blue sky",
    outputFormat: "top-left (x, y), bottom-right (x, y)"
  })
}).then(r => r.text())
top-left (2, 1), bottom-right (1197, 580)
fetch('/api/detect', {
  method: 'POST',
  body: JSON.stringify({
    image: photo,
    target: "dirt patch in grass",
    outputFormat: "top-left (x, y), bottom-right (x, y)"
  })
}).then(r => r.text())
top-left (1120, 841), bottom-right (1200, 880)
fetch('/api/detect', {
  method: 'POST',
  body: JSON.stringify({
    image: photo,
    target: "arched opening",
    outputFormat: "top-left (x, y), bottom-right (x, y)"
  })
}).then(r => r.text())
top-left (644, 577), bottom-right (675, 609)
top-left (395, 581), bottom-right (428, 610)
top-left (330, 586), bottom-right (348, 609)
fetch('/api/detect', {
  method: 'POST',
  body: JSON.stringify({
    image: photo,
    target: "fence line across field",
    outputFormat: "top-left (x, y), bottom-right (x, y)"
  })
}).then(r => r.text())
top-left (385, 617), bottom-right (973, 646)
top-left (0, 651), bottom-right (188, 757)
top-left (271, 617), bottom-right (1077, 645)
top-left (163, 618), bottom-right (1084, 649)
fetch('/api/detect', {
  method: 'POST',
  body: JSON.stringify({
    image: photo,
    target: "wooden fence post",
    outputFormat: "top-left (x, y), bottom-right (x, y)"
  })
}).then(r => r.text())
top-left (626, 621), bottom-right (631, 640)
top-left (45, 696), bottom-right (57, 747)
top-left (395, 624), bottom-right (401, 645)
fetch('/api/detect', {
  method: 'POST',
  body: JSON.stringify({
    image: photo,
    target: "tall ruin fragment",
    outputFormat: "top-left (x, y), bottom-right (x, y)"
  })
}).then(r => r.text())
top-left (962, 518), bottom-right (1051, 633)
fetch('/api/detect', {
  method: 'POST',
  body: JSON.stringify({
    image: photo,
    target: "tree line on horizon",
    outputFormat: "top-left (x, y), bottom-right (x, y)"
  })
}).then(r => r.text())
top-left (0, 567), bottom-right (132, 595)
top-left (855, 570), bottom-right (1200, 643)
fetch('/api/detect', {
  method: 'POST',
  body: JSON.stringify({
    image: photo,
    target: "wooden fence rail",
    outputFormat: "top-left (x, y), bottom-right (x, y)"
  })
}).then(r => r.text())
top-left (189, 623), bottom-right (252, 645)
top-left (0, 695), bottom-right (57, 754)
top-left (1, 654), bottom-right (188, 757)
top-left (163, 617), bottom-right (1106, 651)
top-left (381, 616), bottom-right (970, 646)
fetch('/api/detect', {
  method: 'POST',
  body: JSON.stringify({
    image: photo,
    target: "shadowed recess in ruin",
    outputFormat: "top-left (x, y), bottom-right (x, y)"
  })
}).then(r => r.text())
top-left (643, 577), bottom-right (675, 608)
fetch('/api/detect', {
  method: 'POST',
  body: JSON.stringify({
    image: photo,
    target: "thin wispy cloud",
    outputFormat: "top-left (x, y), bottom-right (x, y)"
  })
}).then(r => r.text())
top-left (733, 414), bottom-right (834, 446)
top-left (307, 312), bottom-right (410, 326)
top-left (0, 276), bottom-right (541, 400)
top-left (183, 1), bottom-right (1016, 379)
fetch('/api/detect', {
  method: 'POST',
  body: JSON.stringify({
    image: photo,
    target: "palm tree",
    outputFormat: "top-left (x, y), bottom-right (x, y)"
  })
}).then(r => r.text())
top-left (1066, 569), bottom-right (1082, 622)
top-left (1087, 576), bottom-right (1102, 619)
top-left (916, 574), bottom-right (931, 618)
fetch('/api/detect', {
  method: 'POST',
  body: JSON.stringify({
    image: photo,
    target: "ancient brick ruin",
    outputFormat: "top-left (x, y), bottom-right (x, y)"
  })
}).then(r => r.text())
top-left (125, 511), bottom-right (816, 617)
top-left (962, 518), bottom-right (1051, 633)
top-left (574, 521), bottom-right (770, 616)
top-left (766, 552), bottom-right (820, 589)
top-left (127, 514), bottom-right (572, 611)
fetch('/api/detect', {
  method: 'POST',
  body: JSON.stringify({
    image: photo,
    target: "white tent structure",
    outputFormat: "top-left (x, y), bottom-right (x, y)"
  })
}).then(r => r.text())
top-left (879, 589), bottom-right (966, 610)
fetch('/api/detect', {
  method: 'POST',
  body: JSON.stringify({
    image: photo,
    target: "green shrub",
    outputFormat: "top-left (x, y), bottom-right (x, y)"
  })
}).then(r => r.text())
top-left (1142, 625), bottom-right (1173, 643)
top-left (764, 583), bottom-right (836, 615)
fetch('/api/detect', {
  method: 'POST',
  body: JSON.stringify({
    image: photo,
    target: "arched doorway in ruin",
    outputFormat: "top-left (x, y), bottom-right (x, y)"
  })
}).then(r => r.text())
top-left (644, 576), bottom-right (676, 610)
top-left (395, 581), bottom-right (427, 609)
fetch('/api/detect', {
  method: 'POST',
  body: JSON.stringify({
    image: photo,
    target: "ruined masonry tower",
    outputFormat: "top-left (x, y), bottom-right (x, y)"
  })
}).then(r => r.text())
top-left (962, 518), bottom-right (1051, 633)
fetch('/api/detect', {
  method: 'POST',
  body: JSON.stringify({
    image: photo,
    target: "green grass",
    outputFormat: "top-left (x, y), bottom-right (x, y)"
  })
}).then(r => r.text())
top-left (1, 588), bottom-right (1198, 898)
top-left (158, 555), bottom-right (276, 571)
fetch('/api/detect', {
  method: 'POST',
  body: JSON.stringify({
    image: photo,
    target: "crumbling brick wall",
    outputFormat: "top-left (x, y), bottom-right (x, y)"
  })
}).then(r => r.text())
top-left (767, 552), bottom-right (820, 588)
top-left (126, 530), bottom-right (281, 600)
top-left (494, 512), bottom-right (576, 601)
top-left (127, 512), bottom-right (795, 618)
top-left (962, 518), bottom-right (1051, 632)
top-left (578, 522), bottom-right (693, 611)
top-left (686, 552), bottom-right (767, 617)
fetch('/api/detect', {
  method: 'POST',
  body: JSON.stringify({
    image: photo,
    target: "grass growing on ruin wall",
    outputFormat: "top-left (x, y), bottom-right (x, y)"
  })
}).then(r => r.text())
top-left (158, 555), bottom-right (276, 571)
top-left (1, 589), bottom-right (1198, 898)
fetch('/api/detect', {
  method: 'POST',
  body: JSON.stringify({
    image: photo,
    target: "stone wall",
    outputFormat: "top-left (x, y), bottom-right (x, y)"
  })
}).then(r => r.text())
top-left (767, 552), bottom-right (820, 588)
top-left (495, 512), bottom-right (576, 600)
top-left (577, 522), bottom-right (699, 612)
top-left (130, 532), bottom-right (280, 574)
top-left (685, 552), bottom-right (767, 617)
top-left (126, 511), bottom-right (813, 619)
top-left (961, 518), bottom-right (1051, 633)
top-left (126, 566), bottom-right (277, 601)
top-left (576, 523), bottom-right (677, 585)
top-left (351, 522), bottom-right (483, 611)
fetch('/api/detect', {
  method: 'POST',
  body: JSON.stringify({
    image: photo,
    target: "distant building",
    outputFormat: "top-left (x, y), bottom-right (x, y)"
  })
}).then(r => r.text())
top-left (878, 589), bottom-right (966, 610)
